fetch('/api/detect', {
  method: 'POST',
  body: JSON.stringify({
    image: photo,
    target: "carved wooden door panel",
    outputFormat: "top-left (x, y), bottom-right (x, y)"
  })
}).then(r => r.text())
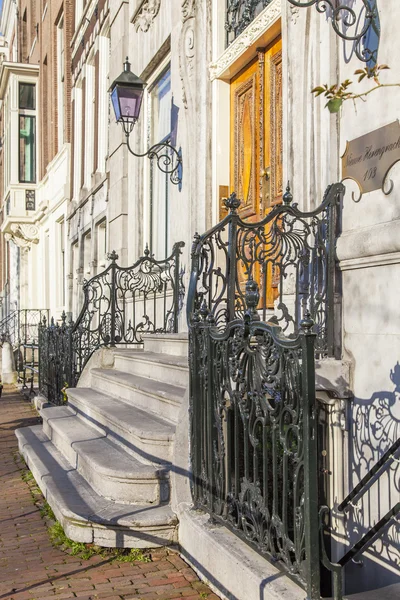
top-left (229, 36), bottom-right (282, 308)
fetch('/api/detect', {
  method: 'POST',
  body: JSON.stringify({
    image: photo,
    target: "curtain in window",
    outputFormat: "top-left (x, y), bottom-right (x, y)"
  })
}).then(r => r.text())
top-left (19, 115), bottom-right (36, 183)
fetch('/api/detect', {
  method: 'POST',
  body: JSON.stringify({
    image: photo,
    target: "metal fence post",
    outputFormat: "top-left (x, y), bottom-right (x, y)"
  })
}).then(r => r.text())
top-left (109, 251), bottom-right (118, 347)
top-left (226, 194), bottom-right (240, 322)
top-left (173, 244), bottom-right (180, 333)
top-left (300, 312), bottom-right (320, 600)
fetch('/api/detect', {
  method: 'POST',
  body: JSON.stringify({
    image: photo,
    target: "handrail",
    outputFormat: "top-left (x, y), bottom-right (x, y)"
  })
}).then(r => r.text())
top-left (338, 437), bottom-right (400, 511)
top-left (38, 243), bottom-right (185, 404)
top-left (338, 502), bottom-right (400, 568)
top-left (320, 436), bottom-right (400, 600)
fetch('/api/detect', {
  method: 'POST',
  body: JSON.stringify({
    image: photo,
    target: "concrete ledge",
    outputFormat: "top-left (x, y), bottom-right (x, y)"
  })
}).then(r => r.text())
top-left (315, 358), bottom-right (353, 398)
top-left (177, 503), bottom-right (305, 600)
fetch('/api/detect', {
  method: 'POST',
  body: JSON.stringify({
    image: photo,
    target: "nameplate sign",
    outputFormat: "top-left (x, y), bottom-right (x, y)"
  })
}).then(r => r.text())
top-left (342, 121), bottom-right (400, 195)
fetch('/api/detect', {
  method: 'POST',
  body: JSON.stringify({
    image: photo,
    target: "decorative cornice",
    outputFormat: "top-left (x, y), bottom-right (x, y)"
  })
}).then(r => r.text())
top-left (132, 0), bottom-right (161, 32)
top-left (209, 0), bottom-right (281, 82)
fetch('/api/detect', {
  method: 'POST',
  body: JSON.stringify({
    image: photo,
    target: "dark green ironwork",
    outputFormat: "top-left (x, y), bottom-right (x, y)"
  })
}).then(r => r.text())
top-left (187, 183), bottom-right (344, 358)
top-left (0, 308), bottom-right (49, 388)
top-left (287, 1), bottom-right (380, 70)
top-left (38, 312), bottom-right (74, 404)
top-left (226, 0), bottom-right (274, 45)
top-left (38, 243), bottom-right (185, 404)
top-left (189, 277), bottom-right (321, 597)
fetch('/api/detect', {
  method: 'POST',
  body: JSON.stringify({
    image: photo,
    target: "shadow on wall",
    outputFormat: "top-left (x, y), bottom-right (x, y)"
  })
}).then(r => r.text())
top-left (345, 363), bottom-right (400, 594)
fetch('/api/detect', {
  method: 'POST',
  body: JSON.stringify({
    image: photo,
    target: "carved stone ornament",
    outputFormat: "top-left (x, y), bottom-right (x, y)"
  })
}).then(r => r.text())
top-left (289, 4), bottom-right (300, 24)
top-left (179, 0), bottom-right (197, 110)
top-left (4, 223), bottom-right (39, 251)
top-left (209, 0), bottom-right (281, 81)
top-left (133, 0), bottom-right (161, 33)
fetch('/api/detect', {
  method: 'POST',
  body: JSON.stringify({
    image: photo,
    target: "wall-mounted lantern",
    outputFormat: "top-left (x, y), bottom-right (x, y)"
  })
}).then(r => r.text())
top-left (109, 58), bottom-right (182, 185)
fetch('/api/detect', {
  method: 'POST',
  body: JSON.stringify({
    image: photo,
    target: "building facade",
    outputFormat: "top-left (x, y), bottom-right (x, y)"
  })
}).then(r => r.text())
top-left (0, 0), bottom-right (74, 321)
top-left (1, 1), bottom-right (399, 599)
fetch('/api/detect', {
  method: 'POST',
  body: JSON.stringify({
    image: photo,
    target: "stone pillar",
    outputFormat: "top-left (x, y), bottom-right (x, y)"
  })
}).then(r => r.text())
top-left (2, 341), bottom-right (17, 384)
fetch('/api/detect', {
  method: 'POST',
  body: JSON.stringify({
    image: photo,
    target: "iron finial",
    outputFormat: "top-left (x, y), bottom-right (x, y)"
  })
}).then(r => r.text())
top-left (144, 243), bottom-right (150, 257)
top-left (61, 311), bottom-right (66, 324)
top-left (244, 278), bottom-right (260, 322)
top-left (199, 300), bottom-right (210, 321)
top-left (224, 192), bottom-right (241, 214)
top-left (283, 182), bottom-right (293, 205)
top-left (300, 311), bottom-right (314, 333)
top-left (107, 250), bottom-right (119, 263)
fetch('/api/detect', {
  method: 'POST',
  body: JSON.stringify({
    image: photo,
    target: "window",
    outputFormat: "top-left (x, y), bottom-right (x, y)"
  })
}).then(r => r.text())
top-left (19, 83), bottom-right (36, 183)
top-left (96, 220), bottom-right (107, 272)
top-left (58, 218), bottom-right (66, 306)
top-left (19, 115), bottom-right (36, 183)
top-left (148, 65), bottom-right (172, 258)
top-left (19, 83), bottom-right (36, 109)
top-left (57, 16), bottom-right (65, 148)
top-left (83, 231), bottom-right (92, 278)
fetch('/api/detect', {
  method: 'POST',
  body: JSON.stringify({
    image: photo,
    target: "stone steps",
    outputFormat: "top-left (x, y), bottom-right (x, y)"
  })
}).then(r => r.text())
top-left (41, 405), bottom-right (170, 504)
top-left (16, 425), bottom-right (178, 548)
top-left (90, 368), bottom-right (185, 423)
top-left (142, 333), bottom-right (188, 357)
top-left (113, 350), bottom-right (189, 388)
top-left (16, 336), bottom-right (188, 550)
top-left (67, 387), bottom-right (176, 463)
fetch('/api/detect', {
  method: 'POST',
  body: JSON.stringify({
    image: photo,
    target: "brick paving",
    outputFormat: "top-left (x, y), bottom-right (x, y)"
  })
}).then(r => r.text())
top-left (0, 387), bottom-right (219, 600)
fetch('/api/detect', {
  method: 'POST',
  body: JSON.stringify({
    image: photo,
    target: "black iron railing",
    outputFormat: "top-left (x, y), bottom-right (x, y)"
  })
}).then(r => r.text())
top-left (320, 436), bottom-right (400, 600)
top-left (39, 243), bottom-right (185, 404)
top-left (189, 280), bottom-right (321, 598)
top-left (187, 183), bottom-right (344, 358)
top-left (38, 314), bottom-right (73, 404)
top-left (187, 183), bottom-right (347, 597)
top-left (0, 309), bottom-right (49, 387)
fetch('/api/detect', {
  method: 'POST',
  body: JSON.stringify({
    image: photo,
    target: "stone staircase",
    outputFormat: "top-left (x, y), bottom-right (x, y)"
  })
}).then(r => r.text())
top-left (16, 333), bottom-right (189, 548)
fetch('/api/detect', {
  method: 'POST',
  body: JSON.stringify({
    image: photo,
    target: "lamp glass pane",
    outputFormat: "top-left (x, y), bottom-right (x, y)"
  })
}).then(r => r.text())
top-left (111, 87), bottom-right (121, 121)
top-left (118, 86), bottom-right (144, 120)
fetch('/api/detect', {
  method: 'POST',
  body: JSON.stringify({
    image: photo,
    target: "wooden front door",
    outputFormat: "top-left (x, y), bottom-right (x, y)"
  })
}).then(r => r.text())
top-left (228, 36), bottom-right (283, 307)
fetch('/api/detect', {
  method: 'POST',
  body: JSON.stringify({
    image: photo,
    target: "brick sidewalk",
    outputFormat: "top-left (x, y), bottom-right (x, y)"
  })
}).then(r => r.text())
top-left (0, 388), bottom-right (218, 600)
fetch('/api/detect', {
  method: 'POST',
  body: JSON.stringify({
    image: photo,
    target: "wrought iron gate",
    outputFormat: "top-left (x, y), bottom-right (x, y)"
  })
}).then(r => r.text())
top-left (187, 184), bottom-right (344, 599)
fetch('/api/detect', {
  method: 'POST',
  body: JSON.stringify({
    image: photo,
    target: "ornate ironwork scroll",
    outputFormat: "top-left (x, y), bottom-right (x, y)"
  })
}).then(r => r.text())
top-left (38, 243), bottom-right (185, 404)
top-left (38, 313), bottom-right (73, 405)
top-left (226, 0), bottom-right (275, 45)
top-left (287, 0), bottom-right (380, 69)
top-left (187, 183), bottom-right (344, 358)
top-left (72, 242), bottom-right (184, 376)
top-left (189, 283), bottom-right (321, 598)
top-left (0, 309), bottom-right (49, 387)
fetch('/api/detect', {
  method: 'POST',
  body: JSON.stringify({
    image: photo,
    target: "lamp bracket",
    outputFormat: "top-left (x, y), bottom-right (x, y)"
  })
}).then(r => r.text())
top-left (287, 0), bottom-right (380, 70)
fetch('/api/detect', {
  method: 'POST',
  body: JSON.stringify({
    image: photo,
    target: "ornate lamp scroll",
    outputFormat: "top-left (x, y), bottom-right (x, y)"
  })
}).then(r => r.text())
top-left (287, 0), bottom-right (380, 69)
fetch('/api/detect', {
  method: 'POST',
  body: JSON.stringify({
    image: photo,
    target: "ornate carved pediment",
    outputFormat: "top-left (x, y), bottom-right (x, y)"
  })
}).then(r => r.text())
top-left (133, 0), bottom-right (161, 32)
top-left (4, 224), bottom-right (39, 250)
top-left (209, 0), bottom-right (281, 81)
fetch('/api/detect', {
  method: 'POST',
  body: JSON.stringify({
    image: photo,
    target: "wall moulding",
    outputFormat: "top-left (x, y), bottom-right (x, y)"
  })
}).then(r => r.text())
top-left (337, 219), bottom-right (400, 269)
top-left (209, 0), bottom-right (281, 82)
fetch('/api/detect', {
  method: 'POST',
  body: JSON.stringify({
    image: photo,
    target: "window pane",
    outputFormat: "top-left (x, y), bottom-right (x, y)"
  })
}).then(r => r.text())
top-left (19, 115), bottom-right (36, 183)
top-left (19, 83), bottom-right (36, 110)
top-left (151, 68), bottom-right (171, 144)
